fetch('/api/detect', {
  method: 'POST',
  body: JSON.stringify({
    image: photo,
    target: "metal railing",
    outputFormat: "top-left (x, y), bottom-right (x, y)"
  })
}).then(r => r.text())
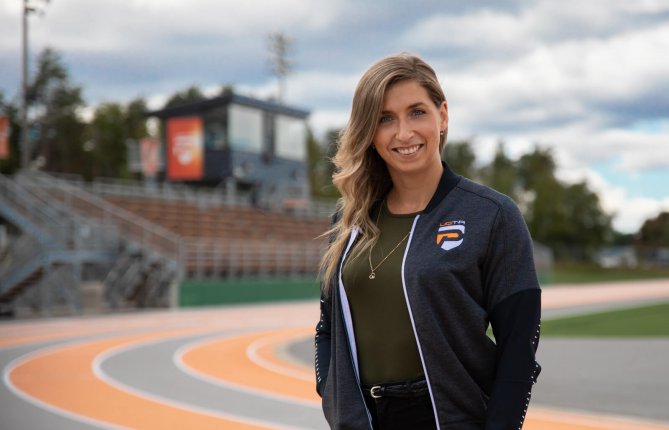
top-left (1, 173), bottom-right (122, 307)
top-left (21, 172), bottom-right (183, 271)
top-left (0, 174), bottom-right (71, 246)
top-left (14, 172), bottom-right (331, 282)
top-left (0, 234), bottom-right (48, 292)
top-left (183, 237), bottom-right (326, 279)
top-left (42, 172), bottom-right (336, 219)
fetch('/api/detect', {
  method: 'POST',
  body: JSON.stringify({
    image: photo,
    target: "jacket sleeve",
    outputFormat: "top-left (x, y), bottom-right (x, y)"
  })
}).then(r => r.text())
top-left (315, 288), bottom-right (332, 397)
top-left (314, 210), bottom-right (340, 397)
top-left (485, 289), bottom-right (541, 430)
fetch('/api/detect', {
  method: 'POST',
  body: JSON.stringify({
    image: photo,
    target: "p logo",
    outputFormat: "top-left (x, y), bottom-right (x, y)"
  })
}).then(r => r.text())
top-left (437, 220), bottom-right (465, 251)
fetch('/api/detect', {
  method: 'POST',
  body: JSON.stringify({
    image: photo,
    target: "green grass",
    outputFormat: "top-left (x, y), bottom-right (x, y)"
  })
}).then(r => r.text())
top-left (545, 261), bottom-right (669, 285)
top-left (541, 302), bottom-right (669, 337)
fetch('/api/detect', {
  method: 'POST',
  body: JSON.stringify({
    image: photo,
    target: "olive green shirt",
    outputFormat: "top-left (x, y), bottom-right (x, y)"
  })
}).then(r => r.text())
top-left (342, 202), bottom-right (424, 385)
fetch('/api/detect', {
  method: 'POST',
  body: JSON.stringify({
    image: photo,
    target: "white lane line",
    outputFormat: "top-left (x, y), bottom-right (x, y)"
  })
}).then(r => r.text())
top-left (92, 328), bottom-right (308, 430)
top-left (2, 339), bottom-right (129, 430)
top-left (174, 332), bottom-right (320, 409)
top-left (246, 332), bottom-right (313, 383)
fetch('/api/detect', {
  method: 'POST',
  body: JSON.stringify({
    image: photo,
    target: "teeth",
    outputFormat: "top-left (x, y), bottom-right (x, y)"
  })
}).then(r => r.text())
top-left (396, 145), bottom-right (420, 155)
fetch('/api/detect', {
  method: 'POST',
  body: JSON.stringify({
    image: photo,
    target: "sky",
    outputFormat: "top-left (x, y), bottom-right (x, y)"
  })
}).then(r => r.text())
top-left (1, 0), bottom-right (668, 234)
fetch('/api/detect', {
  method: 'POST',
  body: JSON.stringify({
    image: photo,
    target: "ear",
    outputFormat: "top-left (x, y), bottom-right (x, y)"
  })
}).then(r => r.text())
top-left (439, 100), bottom-right (449, 131)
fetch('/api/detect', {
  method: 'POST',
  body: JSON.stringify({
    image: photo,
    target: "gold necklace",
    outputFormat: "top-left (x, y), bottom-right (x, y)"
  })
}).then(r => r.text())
top-left (368, 203), bottom-right (411, 280)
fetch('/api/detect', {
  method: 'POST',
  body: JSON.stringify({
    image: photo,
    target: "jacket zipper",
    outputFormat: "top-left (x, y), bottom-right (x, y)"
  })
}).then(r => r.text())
top-left (401, 215), bottom-right (441, 429)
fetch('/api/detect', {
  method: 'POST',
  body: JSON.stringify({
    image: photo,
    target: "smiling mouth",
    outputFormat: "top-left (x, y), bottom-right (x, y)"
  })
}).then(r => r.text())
top-left (394, 144), bottom-right (422, 155)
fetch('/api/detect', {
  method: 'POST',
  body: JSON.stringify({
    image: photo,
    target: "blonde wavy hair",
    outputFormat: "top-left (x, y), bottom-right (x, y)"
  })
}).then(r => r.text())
top-left (319, 53), bottom-right (447, 291)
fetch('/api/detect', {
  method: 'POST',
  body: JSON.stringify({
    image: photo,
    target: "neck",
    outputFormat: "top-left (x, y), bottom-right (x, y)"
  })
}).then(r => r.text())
top-left (386, 161), bottom-right (443, 214)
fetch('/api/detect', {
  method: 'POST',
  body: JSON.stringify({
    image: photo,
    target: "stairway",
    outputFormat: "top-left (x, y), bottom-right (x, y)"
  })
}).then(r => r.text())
top-left (0, 171), bottom-right (181, 316)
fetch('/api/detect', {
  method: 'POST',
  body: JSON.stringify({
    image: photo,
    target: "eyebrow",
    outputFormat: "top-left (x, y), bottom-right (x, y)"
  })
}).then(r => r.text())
top-left (381, 101), bottom-right (427, 114)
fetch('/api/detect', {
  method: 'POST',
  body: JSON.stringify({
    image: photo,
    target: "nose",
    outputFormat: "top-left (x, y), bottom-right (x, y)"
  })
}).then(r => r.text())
top-left (395, 118), bottom-right (414, 142)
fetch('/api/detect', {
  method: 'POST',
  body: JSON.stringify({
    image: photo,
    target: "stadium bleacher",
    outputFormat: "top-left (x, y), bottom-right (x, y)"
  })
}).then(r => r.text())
top-left (104, 195), bottom-right (327, 242)
top-left (101, 194), bottom-right (330, 278)
top-left (1, 172), bottom-right (333, 314)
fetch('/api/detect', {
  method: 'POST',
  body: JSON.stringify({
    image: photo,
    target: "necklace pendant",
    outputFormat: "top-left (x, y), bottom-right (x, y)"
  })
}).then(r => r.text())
top-left (369, 272), bottom-right (376, 280)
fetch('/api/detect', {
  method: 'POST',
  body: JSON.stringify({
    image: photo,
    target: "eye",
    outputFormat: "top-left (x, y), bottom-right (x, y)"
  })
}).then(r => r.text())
top-left (379, 114), bottom-right (393, 124)
top-left (410, 109), bottom-right (426, 118)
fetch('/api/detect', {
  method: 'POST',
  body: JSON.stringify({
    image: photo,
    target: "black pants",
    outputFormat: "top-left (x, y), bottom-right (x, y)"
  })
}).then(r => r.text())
top-left (362, 386), bottom-right (436, 430)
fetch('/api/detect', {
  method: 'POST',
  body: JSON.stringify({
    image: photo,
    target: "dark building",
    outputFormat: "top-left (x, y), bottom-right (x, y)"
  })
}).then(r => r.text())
top-left (145, 91), bottom-right (310, 207)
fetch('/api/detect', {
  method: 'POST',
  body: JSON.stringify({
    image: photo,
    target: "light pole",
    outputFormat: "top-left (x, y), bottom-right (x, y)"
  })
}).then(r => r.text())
top-left (20, 0), bottom-right (48, 170)
top-left (20, 0), bottom-right (31, 169)
top-left (267, 32), bottom-right (294, 103)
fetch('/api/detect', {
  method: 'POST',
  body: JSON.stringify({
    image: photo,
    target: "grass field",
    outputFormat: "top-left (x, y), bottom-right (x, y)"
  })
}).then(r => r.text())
top-left (547, 262), bottom-right (669, 284)
top-left (541, 301), bottom-right (669, 337)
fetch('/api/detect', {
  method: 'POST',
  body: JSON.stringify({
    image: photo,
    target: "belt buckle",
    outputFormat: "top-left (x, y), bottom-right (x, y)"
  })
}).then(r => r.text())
top-left (370, 385), bottom-right (382, 399)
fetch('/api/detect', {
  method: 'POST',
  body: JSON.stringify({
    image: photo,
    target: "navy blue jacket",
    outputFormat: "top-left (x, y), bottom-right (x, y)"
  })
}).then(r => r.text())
top-left (315, 164), bottom-right (541, 429)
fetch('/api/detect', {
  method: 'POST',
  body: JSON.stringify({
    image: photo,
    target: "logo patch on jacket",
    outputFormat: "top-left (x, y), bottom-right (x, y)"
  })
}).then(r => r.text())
top-left (437, 220), bottom-right (465, 251)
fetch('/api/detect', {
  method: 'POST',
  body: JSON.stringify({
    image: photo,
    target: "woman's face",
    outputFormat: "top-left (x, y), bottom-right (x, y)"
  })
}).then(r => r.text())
top-left (371, 79), bottom-right (448, 180)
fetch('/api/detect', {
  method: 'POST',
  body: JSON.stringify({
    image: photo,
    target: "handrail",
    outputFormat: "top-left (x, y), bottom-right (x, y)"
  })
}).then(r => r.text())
top-left (0, 174), bottom-right (71, 245)
top-left (1, 174), bottom-right (117, 301)
top-left (0, 235), bottom-right (46, 282)
top-left (14, 175), bottom-right (120, 251)
top-left (41, 171), bottom-right (336, 219)
top-left (22, 172), bottom-right (183, 271)
top-left (8, 172), bottom-right (333, 282)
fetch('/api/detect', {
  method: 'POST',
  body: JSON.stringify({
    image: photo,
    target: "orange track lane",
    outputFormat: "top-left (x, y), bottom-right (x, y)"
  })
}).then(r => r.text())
top-left (180, 323), bottom-right (669, 430)
top-left (181, 326), bottom-right (319, 405)
top-left (0, 309), bottom-right (247, 349)
top-left (4, 282), bottom-right (669, 430)
top-left (7, 327), bottom-right (278, 430)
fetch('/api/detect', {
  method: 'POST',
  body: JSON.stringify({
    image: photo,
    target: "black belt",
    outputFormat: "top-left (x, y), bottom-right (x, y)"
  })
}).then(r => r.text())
top-left (363, 377), bottom-right (429, 399)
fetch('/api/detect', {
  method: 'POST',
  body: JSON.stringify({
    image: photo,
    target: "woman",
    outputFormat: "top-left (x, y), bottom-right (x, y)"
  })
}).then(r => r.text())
top-left (314, 53), bottom-right (541, 430)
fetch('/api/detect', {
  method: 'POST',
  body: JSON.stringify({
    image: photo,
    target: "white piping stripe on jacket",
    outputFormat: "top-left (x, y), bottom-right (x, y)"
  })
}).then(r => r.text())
top-left (401, 214), bottom-right (441, 429)
top-left (338, 227), bottom-right (374, 429)
top-left (338, 228), bottom-right (361, 376)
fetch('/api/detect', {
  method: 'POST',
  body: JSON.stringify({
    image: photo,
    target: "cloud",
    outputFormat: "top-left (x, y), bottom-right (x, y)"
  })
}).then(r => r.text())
top-left (537, 152), bottom-right (669, 234)
top-left (605, 193), bottom-right (669, 234)
top-left (400, 9), bottom-right (535, 60)
top-left (1, 0), bottom-right (667, 233)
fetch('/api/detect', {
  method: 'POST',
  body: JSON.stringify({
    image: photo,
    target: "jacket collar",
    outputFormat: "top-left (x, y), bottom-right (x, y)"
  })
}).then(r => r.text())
top-left (423, 161), bottom-right (461, 214)
top-left (371, 162), bottom-right (461, 216)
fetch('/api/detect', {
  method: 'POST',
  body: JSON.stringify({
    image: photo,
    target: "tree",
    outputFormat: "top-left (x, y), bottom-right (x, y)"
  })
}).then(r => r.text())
top-left (164, 86), bottom-right (206, 109)
top-left (87, 103), bottom-right (127, 178)
top-left (638, 211), bottom-right (669, 247)
top-left (517, 145), bottom-right (557, 191)
top-left (517, 146), bottom-right (612, 259)
top-left (560, 182), bottom-right (613, 258)
top-left (28, 48), bottom-right (87, 174)
top-left (517, 147), bottom-right (568, 249)
top-left (85, 98), bottom-right (150, 180)
top-left (124, 98), bottom-right (148, 140)
top-left (218, 84), bottom-right (235, 97)
top-left (442, 140), bottom-right (476, 179)
top-left (308, 128), bottom-right (339, 199)
top-left (481, 141), bottom-right (518, 201)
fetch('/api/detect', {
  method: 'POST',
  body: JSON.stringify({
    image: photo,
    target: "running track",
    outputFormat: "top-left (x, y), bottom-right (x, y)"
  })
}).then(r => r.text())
top-left (2, 279), bottom-right (669, 429)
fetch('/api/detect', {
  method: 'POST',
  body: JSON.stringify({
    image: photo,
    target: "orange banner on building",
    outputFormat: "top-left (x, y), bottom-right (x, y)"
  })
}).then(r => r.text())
top-left (166, 117), bottom-right (203, 180)
top-left (0, 116), bottom-right (9, 160)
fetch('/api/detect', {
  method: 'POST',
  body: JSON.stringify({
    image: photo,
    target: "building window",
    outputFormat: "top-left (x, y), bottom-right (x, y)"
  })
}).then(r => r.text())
top-left (228, 104), bottom-right (263, 153)
top-left (203, 107), bottom-right (227, 150)
top-left (275, 115), bottom-right (306, 161)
